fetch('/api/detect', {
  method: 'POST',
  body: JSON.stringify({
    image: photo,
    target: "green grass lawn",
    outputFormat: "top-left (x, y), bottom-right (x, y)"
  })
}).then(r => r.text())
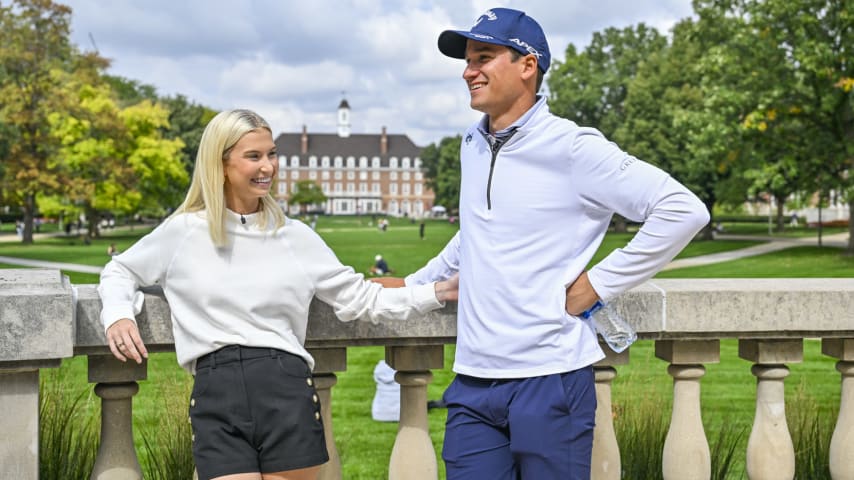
top-left (6, 214), bottom-right (851, 479)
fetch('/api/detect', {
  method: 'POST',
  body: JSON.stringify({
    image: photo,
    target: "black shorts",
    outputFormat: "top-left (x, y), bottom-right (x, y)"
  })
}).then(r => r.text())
top-left (190, 345), bottom-right (329, 479)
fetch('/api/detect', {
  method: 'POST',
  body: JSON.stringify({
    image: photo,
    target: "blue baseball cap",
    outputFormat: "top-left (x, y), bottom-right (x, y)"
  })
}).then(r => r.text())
top-left (438, 8), bottom-right (551, 73)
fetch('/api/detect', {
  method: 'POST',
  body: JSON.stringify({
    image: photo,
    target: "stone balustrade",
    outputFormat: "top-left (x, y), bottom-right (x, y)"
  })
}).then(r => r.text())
top-left (1, 269), bottom-right (853, 479)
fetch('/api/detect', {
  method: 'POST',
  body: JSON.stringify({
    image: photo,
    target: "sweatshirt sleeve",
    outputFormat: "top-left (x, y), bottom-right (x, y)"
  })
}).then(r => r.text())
top-left (405, 231), bottom-right (461, 286)
top-left (288, 222), bottom-right (443, 323)
top-left (98, 219), bottom-right (180, 333)
top-left (570, 129), bottom-right (710, 300)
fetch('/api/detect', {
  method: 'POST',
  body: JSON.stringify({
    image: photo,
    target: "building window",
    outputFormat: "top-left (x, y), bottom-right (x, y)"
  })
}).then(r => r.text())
top-left (402, 184), bottom-right (410, 195)
top-left (278, 183), bottom-right (286, 195)
top-left (278, 170), bottom-right (286, 180)
top-left (291, 156), bottom-right (299, 168)
top-left (389, 157), bottom-right (398, 169)
top-left (415, 172), bottom-right (422, 180)
top-left (372, 171), bottom-right (380, 180)
top-left (372, 157), bottom-right (380, 168)
top-left (415, 184), bottom-right (422, 195)
top-left (322, 182), bottom-right (330, 194)
top-left (334, 183), bottom-right (342, 193)
top-left (291, 171), bottom-right (299, 179)
top-left (309, 171), bottom-right (317, 180)
top-left (347, 183), bottom-right (355, 193)
top-left (359, 183), bottom-right (367, 193)
top-left (309, 156), bottom-right (317, 168)
top-left (334, 156), bottom-right (343, 168)
top-left (403, 172), bottom-right (411, 181)
top-left (347, 157), bottom-right (355, 168)
top-left (372, 183), bottom-right (380, 193)
top-left (322, 171), bottom-right (330, 180)
top-left (347, 171), bottom-right (355, 180)
top-left (402, 157), bottom-right (411, 169)
top-left (334, 171), bottom-right (342, 180)
top-left (278, 156), bottom-right (287, 170)
top-left (359, 172), bottom-right (367, 180)
top-left (390, 171), bottom-right (398, 180)
top-left (390, 183), bottom-right (398, 195)
top-left (322, 156), bottom-right (330, 168)
top-left (359, 157), bottom-right (368, 169)
top-left (414, 158), bottom-right (422, 169)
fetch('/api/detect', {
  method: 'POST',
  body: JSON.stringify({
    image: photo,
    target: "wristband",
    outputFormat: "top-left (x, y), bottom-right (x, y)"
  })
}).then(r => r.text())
top-left (580, 300), bottom-right (604, 319)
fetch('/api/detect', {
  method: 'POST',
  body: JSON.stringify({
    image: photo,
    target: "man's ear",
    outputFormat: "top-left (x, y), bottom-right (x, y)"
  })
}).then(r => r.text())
top-left (520, 54), bottom-right (538, 83)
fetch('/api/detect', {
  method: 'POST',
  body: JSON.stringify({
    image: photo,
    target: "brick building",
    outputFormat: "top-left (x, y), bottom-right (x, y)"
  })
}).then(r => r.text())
top-left (273, 99), bottom-right (435, 217)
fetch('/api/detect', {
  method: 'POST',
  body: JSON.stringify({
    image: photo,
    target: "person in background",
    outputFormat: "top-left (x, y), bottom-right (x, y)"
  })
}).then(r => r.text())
top-left (370, 254), bottom-right (391, 276)
top-left (107, 243), bottom-right (119, 256)
top-left (375, 8), bottom-right (709, 478)
top-left (98, 109), bottom-right (458, 480)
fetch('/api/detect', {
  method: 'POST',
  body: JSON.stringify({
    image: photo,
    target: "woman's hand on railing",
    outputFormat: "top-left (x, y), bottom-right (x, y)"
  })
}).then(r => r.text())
top-left (106, 318), bottom-right (149, 364)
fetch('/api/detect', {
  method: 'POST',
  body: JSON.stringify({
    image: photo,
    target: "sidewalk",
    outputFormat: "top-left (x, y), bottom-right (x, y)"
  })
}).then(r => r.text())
top-left (661, 231), bottom-right (850, 271)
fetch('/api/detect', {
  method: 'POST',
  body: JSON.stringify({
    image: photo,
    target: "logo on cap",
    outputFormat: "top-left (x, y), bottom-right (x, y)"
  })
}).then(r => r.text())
top-left (474, 9), bottom-right (498, 26)
top-left (509, 38), bottom-right (542, 58)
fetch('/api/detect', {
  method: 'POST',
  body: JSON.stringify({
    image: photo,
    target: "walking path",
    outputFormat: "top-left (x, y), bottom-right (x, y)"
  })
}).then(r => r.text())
top-left (0, 231), bottom-right (850, 276)
top-left (661, 232), bottom-right (850, 271)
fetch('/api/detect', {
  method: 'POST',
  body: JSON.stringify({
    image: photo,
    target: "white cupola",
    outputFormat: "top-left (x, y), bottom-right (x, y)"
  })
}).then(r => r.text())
top-left (337, 98), bottom-right (351, 138)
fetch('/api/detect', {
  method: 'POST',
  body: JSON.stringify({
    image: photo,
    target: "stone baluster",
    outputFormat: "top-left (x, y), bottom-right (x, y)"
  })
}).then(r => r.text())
top-left (592, 341), bottom-right (630, 480)
top-left (308, 347), bottom-right (347, 480)
top-left (387, 345), bottom-right (444, 480)
top-left (88, 355), bottom-right (147, 480)
top-left (823, 338), bottom-right (854, 480)
top-left (656, 340), bottom-right (719, 480)
top-left (739, 339), bottom-right (802, 480)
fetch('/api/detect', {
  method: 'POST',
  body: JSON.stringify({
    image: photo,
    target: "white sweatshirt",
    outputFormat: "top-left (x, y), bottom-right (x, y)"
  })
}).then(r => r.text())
top-left (99, 210), bottom-right (442, 373)
top-left (407, 97), bottom-right (709, 379)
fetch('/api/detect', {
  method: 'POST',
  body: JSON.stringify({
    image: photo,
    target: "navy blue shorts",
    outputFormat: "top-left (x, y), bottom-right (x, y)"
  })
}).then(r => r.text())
top-left (441, 366), bottom-right (596, 479)
top-left (189, 345), bottom-right (328, 479)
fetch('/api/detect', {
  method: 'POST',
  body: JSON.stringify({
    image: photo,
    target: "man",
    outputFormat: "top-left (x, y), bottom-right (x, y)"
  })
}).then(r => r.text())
top-left (379, 8), bottom-right (709, 478)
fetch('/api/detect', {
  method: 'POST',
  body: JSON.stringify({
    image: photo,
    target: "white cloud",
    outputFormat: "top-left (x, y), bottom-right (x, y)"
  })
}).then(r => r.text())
top-left (219, 56), bottom-right (355, 100)
top-left (61, 0), bottom-right (695, 146)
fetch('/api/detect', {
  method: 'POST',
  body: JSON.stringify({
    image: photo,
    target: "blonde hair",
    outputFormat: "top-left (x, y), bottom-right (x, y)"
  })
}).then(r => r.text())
top-left (172, 109), bottom-right (286, 246)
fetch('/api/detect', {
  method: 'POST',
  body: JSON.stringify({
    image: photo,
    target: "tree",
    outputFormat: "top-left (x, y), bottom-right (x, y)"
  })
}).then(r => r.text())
top-left (420, 135), bottom-right (461, 213)
top-left (743, 0), bottom-right (853, 251)
top-left (289, 180), bottom-right (327, 213)
top-left (547, 24), bottom-right (667, 139)
top-left (0, 0), bottom-right (79, 243)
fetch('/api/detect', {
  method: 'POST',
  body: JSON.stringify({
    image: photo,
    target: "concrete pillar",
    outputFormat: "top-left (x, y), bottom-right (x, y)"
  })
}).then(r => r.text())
top-left (822, 338), bottom-right (854, 480)
top-left (88, 355), bottom-right (147, 480)
top-left (309, 347), bottom-right (347, 480)
top-left (739, 339), bottom-right (802, 480)
top-left (0, 269), bottom-right (73, 480)
top-left (0, 369), bottom-right (41, 479)
top-left (387, 345), bottom-right (444, 480)
top-left (592, 342), bottom-right (629, 480)
top-left (656, 339), bottom-right (719, 480)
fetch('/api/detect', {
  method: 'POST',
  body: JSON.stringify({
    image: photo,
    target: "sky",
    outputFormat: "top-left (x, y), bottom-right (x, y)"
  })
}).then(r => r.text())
top-left (61, 0), bottom-right (695, 147)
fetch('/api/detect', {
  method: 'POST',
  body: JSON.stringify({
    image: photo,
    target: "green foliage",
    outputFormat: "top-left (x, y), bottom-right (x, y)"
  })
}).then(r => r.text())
top-left (139, 377), bottom-right (195, 480)
top-left (39, 369), bottom-right (98, 480)
top-left (0, 0), bottom-right (78, 243)
top-left (420, 135), bottom-right (461, 213)
top-left (548, 23), bottom-right (666, 138)
top-left (289, 179), bottom-right (328, 212)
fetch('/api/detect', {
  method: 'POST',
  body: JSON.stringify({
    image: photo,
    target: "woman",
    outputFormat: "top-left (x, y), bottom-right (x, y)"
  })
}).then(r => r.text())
top-left (98, 109), bottom-right (457, 480)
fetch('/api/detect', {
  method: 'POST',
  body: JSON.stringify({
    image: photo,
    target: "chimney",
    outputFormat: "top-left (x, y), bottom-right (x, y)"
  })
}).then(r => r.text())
top-left (380, 126), bottom-right (388, 155)
top-left (300, 125), bottom-right (308, 154)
